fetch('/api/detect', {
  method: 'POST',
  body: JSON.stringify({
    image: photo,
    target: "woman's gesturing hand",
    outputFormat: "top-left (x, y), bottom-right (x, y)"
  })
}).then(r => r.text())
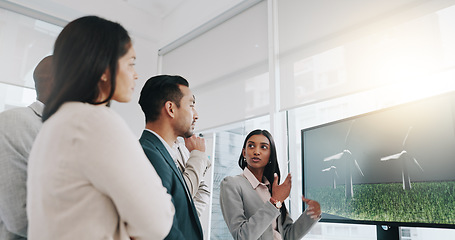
top-left (302, 196), bottom-right (321, 219)
top-left (271, 173), bottom-right (292, 202)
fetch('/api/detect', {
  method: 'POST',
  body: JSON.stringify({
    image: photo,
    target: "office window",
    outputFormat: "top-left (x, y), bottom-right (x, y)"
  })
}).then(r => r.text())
top-left (205, 115), bottom-right (270, 239)
top-left (0, 82), bottom-right (36, 112)
top-left (0, 7), bottom-right (62, 112)
top-left (161, 1), bottom-right (269, 130)
top-left (159, 0), bottom-right (455, 238)
top-left (278, 0), bottom-right (455, 110)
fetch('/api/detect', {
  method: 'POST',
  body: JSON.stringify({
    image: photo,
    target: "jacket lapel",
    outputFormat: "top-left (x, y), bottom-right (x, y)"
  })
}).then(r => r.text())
top-left (28, 101), bottom-right (44, 118)
top-left (141, 131), bottom-right (203, 237)
top-left (141, 131), bottom-right (194, 203)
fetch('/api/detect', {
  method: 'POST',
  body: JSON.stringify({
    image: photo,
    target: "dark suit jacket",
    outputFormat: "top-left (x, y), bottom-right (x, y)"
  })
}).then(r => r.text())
top-left (139, 130), bottom-right (203, 240)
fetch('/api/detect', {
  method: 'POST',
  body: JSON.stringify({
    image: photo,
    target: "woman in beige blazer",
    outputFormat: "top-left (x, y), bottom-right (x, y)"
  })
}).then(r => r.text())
top-left (220, 129), bottom-right (321, 240)
top-left (27, 16), bottom-right (174, 240)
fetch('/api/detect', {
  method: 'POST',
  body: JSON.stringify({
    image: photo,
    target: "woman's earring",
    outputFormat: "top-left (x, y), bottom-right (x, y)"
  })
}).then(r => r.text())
top-left (243, 157), bottom-right (246, 162)
top-left (269, 160), bottom-right (272, 164)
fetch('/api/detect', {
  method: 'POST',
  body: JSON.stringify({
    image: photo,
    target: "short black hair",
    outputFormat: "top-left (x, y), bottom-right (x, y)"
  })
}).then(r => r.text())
top-left (139, 75), bottom-right (189, 123)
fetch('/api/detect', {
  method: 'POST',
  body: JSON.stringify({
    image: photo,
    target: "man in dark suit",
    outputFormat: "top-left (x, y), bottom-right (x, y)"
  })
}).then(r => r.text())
top-left (138, 75), bottom-right (203, 240)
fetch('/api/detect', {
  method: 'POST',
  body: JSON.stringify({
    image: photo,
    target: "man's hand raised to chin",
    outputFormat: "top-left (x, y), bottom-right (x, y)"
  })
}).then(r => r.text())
top-left (184, 135), bottom-right (206, 152)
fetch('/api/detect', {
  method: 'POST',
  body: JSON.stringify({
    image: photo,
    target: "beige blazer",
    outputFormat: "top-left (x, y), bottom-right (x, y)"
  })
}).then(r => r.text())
top-left (27, 102), bottom-right (174, 240)
top-left (173, 140), bottom-right (211, 216)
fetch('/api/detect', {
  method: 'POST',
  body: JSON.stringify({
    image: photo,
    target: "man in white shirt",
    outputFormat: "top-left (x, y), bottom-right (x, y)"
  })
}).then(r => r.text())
top-left (138, 75), bottom-right (211, 239)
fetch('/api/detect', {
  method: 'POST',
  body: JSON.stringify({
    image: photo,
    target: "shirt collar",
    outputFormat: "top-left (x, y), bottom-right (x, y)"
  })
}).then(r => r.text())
top-left (36, 100), bottom-right (44, 108)
top-left (145, 129), bottom-right (175, 157)
top-left (29, 100), bottom-right (45, 117)
top-left (243, 167), bottom-right (270, 189)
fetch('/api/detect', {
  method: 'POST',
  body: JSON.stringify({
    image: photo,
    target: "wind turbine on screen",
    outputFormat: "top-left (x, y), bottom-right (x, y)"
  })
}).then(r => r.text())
top-left (380, 126), bottom-right (423, 190)
top-left (322, 165), bottom-right (338, 189)
top-left (323, 120), bottom-right (364, 198)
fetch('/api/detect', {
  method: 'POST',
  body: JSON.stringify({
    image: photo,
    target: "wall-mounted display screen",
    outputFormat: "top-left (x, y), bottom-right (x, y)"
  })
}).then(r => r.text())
top-left (302, 92), bottom-right (455, 228)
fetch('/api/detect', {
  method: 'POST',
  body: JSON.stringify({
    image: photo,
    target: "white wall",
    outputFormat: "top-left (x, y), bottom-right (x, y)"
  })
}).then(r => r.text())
top-left (159, 0), bottom-right (243, 48)
top-left (5, 0), bottom-right (163, 136)
top-left (110, 36), bottom-right (160, 136)
top-left (4, 0), bottom-right (243, 136)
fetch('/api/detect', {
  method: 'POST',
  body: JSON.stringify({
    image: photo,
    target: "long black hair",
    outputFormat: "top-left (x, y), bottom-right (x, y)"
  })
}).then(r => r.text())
top-left (238, 129), bottom-right (288, 224)
top-left (43, 16), bottom-right (131, 121)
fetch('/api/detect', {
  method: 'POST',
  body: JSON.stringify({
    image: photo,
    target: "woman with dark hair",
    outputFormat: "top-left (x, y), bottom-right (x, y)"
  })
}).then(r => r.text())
top-left (27, 16), bottom-right (174, 240)
top-left (220, 129), bottom-right (321, 240)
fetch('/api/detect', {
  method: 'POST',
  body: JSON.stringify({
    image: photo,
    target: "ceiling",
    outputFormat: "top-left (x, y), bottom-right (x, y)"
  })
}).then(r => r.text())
top-left (123, 0), bottom-right (185, 19)
top-left (2, 0), bottom-right (244, 47)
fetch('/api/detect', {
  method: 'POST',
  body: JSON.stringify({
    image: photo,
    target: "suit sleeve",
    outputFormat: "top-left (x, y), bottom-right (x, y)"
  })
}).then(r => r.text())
top-left (219, 176), bottom-right (280, 240)
top-left (141, 146), bottom-right (186, 240)
top-left (281, 208), bottom-right (319, 239)
top-left (182, 150), bottom-right (210, 197)
top-left (183, 150), bottom-right (211, 216)
top-left (0, 110), bottom-right (33, 238)
top-left (0, 135), bottom-right (28, 237)
top-left (193, 179), bottom-right (210, 216)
